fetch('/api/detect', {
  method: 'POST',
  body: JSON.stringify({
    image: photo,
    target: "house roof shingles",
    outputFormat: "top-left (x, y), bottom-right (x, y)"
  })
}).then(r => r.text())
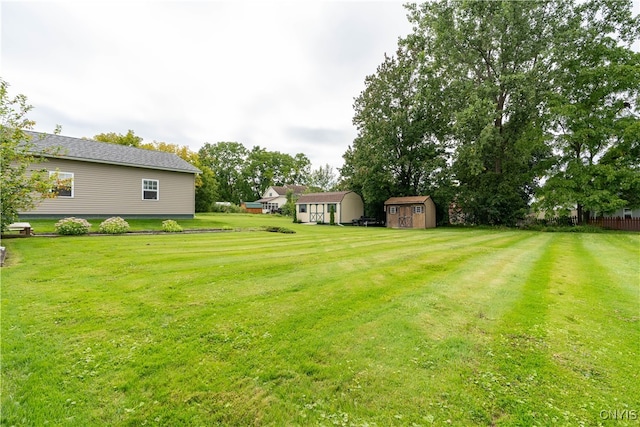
top-left (24, 131), bottom-right (201, 174)
top-left (296, 191), bottom-right (352, 204)
top-left (384, 196), bottom-right (432, 205)
top-left (272, 185), bottom-right (307, 196)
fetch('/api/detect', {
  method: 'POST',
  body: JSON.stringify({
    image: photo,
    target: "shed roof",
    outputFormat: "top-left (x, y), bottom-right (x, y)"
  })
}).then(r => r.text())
top-left (296, 191), bottom-right (353, 204)
top-left (243, 202), bottom-right (263, 208)
top-left (384, 196), bottom-right (432, 205)
top-left (23, 131), bottom-right (201, 174)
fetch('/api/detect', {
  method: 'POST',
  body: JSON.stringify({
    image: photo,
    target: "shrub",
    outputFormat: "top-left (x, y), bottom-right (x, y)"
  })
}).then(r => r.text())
top-left (264, 226), bottom-right (296, 234)
top-left (162, 220), bottom-right (183, 232)
top-left (211, 203), bottom-right (245, 213)
top-left (55, 217), bottom-right (92, 235)
top-left (98, 217), bottom-right (130, 234)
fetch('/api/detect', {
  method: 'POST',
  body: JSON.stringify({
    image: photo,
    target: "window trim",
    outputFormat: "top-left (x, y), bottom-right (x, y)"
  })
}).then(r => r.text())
top-left (142, 179), bottom-right (159, 201)
top-left (299, 204), bottom-right (307, 213)
top-left (413, 205), bottom-right (424, 214)
top-left (50, 171), bottom-right (74, 198)
top-left (389, 206), bottom-right (397, 214)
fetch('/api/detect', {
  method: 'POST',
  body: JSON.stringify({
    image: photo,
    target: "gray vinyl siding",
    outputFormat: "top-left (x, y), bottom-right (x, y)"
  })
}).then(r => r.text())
top-left (21, 158), bottom-right (196, 217)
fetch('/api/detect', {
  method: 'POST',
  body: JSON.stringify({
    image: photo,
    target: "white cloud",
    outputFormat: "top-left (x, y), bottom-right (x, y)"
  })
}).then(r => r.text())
top-left (1, 1), bottom-right (412, 170)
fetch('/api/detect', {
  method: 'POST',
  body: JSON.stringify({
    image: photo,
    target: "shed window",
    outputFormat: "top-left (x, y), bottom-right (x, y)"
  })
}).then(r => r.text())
top-left (142, 179), bottom-right (159, 200)
top-left (50, 171), bottom-right (74, 197)
top-left (389, 206), bottom-right (397, 214)
top-left (413, 205), bottom-right (424, 214)
top-left (299, 204), bottom-right (307, 213)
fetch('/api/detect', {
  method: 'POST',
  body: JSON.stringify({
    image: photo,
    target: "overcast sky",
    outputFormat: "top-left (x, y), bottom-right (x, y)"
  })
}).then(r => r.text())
top-left (1, 1), bottom-right (413, 170)
top-left (3, 1), bottom-right (638, 172)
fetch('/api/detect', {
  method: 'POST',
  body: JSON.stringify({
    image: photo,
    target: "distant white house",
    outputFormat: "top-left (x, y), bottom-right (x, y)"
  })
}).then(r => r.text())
top-left (295, 191), bottom-right (364, 224)
top-left (596, 207), bottom-right (639, 219)
top-left (19, 131), bottom-right (201, 218)
top-left (256, 185), bottom-right (307, 213)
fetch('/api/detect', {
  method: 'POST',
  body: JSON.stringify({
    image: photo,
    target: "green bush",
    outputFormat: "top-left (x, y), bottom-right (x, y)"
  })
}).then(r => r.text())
top-left (55, 217), bottom-right (91, 235)
top-left (162, 220), bottom-right (183, 232)
top-left (98, 217), bottom-right (130, 234)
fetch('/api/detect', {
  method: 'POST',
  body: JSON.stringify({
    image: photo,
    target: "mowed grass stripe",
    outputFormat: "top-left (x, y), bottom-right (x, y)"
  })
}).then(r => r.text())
top-left (544, 235), bottom-right (639, 412)
top-left (470, 233), bottom-right (640, 426)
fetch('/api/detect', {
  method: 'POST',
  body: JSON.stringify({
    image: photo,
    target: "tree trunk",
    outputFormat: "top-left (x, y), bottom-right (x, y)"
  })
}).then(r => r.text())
top-left (576, 203), bottom-right (584, 225)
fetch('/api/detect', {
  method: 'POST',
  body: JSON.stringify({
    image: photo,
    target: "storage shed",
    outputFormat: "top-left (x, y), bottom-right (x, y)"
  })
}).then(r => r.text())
top-left (296, 191), bottom-right (364, 224)
top-left (384, 196), bottom-right (436, 229)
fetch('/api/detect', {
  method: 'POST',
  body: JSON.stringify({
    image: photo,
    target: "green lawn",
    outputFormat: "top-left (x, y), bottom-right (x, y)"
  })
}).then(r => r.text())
top-left (1, 215), bottom-right (639, 426)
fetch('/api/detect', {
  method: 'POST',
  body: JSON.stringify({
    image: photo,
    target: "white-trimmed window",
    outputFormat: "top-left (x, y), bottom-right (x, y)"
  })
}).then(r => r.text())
top-left (389, 206), bottom-right (397, 214)
top-left (50, 171), bottom-right (74, 197)
top-left (142, 179), bottom-right (159, 200)
top-left (413, 205), bottom-right (424, 214)
top-left (299, 204), bottom-right (307, 213)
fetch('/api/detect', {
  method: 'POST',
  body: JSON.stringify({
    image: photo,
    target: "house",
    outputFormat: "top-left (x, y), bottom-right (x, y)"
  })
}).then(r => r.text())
top-left (295, 191), bottom-right (364, 224)
top-left (256, 185), bottom-right (307, 213)
top-left (385, 196), bottom-right (436, 229)
top-left (19, 131), bottom-right (201, 218)
top-left (593, 207), bottom-right (640, 219)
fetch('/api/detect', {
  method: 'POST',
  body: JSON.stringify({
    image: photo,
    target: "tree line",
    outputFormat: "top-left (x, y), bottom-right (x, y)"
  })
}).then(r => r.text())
top-left (341, 0), bottom-right (639, 225)
top-left (90, 133), bottom-right (339, 211)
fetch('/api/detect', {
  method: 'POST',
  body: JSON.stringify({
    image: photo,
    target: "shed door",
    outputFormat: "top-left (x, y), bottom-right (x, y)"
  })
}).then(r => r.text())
top-left (398, 205), bottom-right (413, 228)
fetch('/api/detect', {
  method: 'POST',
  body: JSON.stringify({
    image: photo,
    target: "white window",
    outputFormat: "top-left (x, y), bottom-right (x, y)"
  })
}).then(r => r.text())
top-left (50, 171), bottom-right (74, 197)
top-left (413, 205), bottom-right (424, 214)
top-left (142, 179), bottom-right (159, 200)
top-left (389, 206), bottom-right (397, 214)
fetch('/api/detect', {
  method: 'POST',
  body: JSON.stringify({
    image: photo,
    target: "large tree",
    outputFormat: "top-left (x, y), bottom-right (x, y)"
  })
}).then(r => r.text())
top-left (346, 0), bottom-right (637, 225)
top-left (243, 147), bottom-right (310, 200)
top-left (341, 45), bottom-right (448, 217)
top-left (308, 163), bottom-right (338, 192)
top-left (198, 142), bottom-right (311, 204)
top-left (0, 80), bottom-right (55, 230)
top-left (198, 141), bottom-right (250, 204)
top-left (403, 0), bottom-right (562, 225)
top-left (536, 0), bottom-right (640, 223)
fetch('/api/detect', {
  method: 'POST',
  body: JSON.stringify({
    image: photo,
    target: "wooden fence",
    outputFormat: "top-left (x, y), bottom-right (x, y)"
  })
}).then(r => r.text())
top-left (588, 217), bottom-right (640, 231)
top-left (530, 216), bottom-right (640, 231)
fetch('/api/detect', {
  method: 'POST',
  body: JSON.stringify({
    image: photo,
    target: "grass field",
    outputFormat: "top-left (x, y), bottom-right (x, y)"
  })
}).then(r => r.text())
top-left (1, 214), bottom-right (639, 426)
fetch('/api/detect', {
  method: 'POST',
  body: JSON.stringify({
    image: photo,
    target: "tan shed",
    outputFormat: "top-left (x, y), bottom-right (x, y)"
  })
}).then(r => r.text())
top-left (296, 191), bottom-right (364, 224)
top-left (384, 196), bottom-right (436, 229)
